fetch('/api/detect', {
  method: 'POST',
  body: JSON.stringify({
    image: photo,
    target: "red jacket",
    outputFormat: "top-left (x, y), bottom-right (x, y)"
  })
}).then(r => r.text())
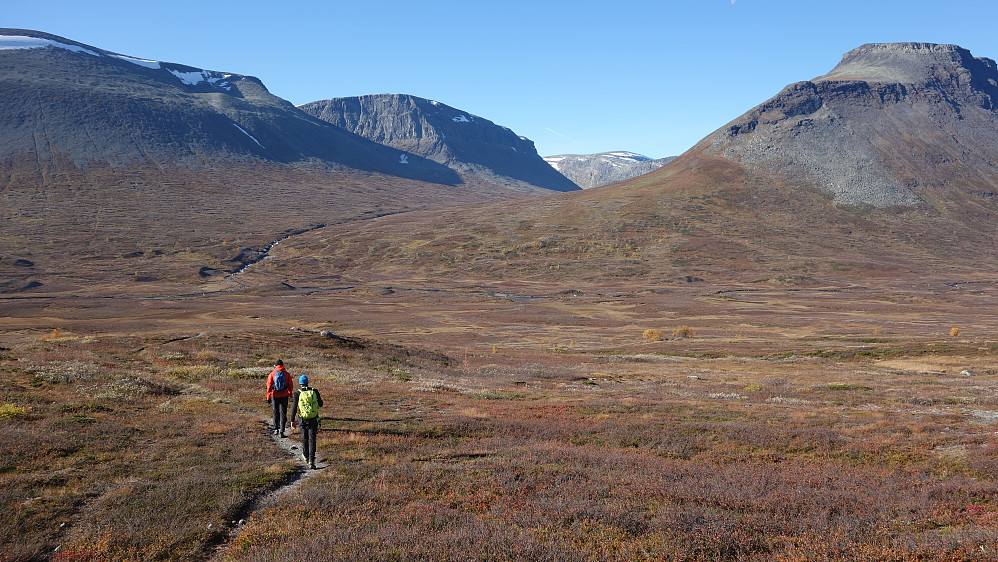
top-left (266, 366), bottom-right (293, 399)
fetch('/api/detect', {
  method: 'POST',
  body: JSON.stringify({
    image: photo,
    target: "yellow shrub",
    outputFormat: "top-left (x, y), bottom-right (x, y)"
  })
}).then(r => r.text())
top-left (950, 327), bottom-right (960, 337)
top-left (38, 328), bottom-right (60, 341)
top-left (642, 329), bottom-right (663, 341)
top-left (673, 325), bottom-right (697, 338)
top-left (0, 404), bottom-right (30, 418)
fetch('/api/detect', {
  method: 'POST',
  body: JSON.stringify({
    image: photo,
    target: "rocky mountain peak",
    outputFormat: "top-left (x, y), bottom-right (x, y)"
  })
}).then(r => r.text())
top-left (544, 152), bottom-right (675, 189)
top-left (818, 42), bottom-right (998, 91)
top-left (700, 42), bottom-right (998, 207)
top-left (299, 94), bottom-right (580, 193)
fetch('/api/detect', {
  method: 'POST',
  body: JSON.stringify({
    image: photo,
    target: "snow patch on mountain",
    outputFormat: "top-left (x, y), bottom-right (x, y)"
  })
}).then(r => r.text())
top-left (545, 156), bottom-right (566, 171)
top-left (1, 34), bottom-right (233, 90)
top-left (113, 54), bottom-right (161, 69)
top-left (168, 69), bottom-right (232, 89)
top-left (0, 35), bottom-right (99, 56)
top-left (544, 151), bottom-right (675, 188)
top-left (232, 123), bottom-right (265, 149)
top-left (605, 151), bottom-right (650, 162)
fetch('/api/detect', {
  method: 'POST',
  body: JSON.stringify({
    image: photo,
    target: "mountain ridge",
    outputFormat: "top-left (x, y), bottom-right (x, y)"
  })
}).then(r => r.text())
top-left (700, 42), bottom-right (998, 207)
top-left (270, 41), bottom-right (998, 291)
top-left (0, 29), bottom-right (572, 292)
top-left (544, 151), bottom-right (675, 188)
top-left (298, 93), bottom-right (580, 194)
top-left (0, 29), bottom-right (462, 182)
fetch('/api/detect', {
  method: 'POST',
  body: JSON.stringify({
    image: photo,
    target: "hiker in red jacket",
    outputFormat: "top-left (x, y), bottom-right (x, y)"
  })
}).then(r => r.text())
top-left (266, 359), bottom-right (293, 437)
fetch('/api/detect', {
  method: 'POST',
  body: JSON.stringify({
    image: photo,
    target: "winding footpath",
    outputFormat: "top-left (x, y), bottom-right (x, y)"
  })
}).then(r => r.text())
top-left (169, 368), bottom-right (325, 559)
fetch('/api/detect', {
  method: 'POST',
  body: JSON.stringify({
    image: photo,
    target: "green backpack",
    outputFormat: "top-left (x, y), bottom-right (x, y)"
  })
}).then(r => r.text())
top-left (298, 388), bottom-right (319, 420)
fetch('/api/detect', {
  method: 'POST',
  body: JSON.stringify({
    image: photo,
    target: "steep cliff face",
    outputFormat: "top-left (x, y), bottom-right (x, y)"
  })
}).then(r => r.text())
top-left (299, 94), bottom-right (580, 194)
top-left (702, 43), bottom-right (998, 207)
top-left (544, 152), bottom-right (675, 189)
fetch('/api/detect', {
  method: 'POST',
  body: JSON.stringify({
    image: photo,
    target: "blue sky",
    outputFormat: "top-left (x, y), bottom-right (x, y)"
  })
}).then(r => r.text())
top-left (6, 1), bottom-right (998, 158)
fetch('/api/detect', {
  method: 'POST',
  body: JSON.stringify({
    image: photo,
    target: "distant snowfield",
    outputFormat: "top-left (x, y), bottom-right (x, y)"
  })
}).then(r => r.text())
top-left (605, 152), bottom-right (649, 162)
top-left (544, 156), bottom-right (566, 170)
top-left (0, 35), bottom-right (99, 56)
top-left (0, 33), bottom-right (230, 89)
top-left (114, 54), bottom-right (161, 69)
top-left (544, 152), bottom-right (650, 164)
top-left (170, 69), bottom-right (232, 89)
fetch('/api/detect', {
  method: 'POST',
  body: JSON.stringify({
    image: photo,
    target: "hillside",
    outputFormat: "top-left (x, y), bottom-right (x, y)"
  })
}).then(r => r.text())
top-left (0, 30), bottom-right (459, 179)
top-left (0, 31), bottom-right (559, 294)
top-left (299, 94), bottom-right (581, 194)
top-left (703, 42), bottom-right (998, 207)
top-left (266, 43), bottom-right (998, 290)
top-left (8, 40), bottom-right (998, 561)
top-left (544, 152), bottom-right (675, 188)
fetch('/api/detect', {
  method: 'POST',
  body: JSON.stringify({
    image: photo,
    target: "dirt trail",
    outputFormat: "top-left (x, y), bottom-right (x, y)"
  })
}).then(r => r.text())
top-left (204, 423), bottom-right (327, 560)
top-left (169, 376), bottom-right (326, 559)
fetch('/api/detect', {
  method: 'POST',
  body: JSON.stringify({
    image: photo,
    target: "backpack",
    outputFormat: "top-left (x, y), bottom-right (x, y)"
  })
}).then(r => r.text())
top-left (272, 369), bottom-right (286, 392)
top-left (298, 388), bottom-right (319, 419)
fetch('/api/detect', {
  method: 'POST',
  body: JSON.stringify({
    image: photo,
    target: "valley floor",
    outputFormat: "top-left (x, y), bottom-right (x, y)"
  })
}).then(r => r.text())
top-left (3, 276), bottom-right (998, 560)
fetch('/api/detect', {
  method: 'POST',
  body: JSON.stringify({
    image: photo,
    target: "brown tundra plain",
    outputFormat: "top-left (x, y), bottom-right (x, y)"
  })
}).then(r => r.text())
top-left (4, 252), bottom-right (998, 561)
top-left (7, 35), bottom-right (998, 560)
top-left (5, 155), bottom-right (998, 561)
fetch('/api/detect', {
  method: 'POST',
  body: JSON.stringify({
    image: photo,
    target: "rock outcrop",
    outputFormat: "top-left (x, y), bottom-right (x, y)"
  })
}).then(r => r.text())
top-left (544, 152), bottom-right (675, 188)
top-left (702, 43), bottom-right (998, 207)
top-left (299, 94), bottom-right (580, 194)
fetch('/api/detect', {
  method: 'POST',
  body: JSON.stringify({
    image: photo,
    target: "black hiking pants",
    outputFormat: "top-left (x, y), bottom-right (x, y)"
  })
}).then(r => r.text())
top-left (272, 396), bottom-right (288, 433)
top-left (300, 417), bottom-right (319, 465)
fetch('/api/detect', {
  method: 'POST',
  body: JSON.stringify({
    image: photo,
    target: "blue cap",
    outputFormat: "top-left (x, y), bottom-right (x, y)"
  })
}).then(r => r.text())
top-left (299, 375), bottom-right (309, 385)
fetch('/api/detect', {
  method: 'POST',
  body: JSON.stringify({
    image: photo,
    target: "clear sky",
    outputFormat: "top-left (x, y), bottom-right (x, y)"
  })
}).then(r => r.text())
top-left (6, 0), bottom-right (998, 158)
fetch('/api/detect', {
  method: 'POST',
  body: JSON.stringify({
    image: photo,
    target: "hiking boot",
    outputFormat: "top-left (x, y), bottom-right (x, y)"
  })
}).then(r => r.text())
top-left (310, 463), bottom-right (316, 470)
top-left (279, 432), bottom-right (285, 438)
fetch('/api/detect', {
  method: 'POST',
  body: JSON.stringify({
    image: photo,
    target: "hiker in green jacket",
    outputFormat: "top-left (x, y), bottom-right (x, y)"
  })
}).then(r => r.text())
top-left (289, 375), bottom-right (324, 469)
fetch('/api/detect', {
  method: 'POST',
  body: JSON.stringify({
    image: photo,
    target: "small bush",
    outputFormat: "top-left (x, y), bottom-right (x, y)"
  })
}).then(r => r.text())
top-left (168, 365), bottom-right (224, 381)
top-left (643, 329), bottom-right (663, 341)
top-left (673, 325), bottom-right (697, 338)
top-left (38, 328), bottom-right (61, 341)
top-left (950, 327), bottom-right (960, 337)
top-left (227, 367), bottom-right (270, 380)
top-left (818, 383), bottom-right (871, 391)
top-left (0, 404), bottom-right (30, 418)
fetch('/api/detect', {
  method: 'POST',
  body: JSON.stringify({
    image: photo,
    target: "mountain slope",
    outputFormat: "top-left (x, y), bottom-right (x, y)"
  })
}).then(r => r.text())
top-left (298, 94), bottom-right (581, 194)
top-left (544, 152), bottom-right (675, 188)
top-left (702, 42), bottom-right (998, 207)
top-left (270, 43), bottom-right (998, 290)
top-left (0, 30), bottom-right (547, 294)
top-left (0, 29), bottom-right (458, 182)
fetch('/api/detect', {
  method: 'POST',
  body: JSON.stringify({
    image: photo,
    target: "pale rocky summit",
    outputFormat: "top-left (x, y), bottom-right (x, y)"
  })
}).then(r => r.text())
top-left (702, 43), bottom-right (998, 207)
top-left (299, 94), bottom-right (580, 194)
top-left (544, 152), bottom-right (675, 189)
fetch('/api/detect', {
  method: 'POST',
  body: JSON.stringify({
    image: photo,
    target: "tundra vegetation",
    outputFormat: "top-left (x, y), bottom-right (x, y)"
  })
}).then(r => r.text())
top-left (7, 38), bottom-right (998, 562)
top-left (3, 316), bottom-right (998, 561)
